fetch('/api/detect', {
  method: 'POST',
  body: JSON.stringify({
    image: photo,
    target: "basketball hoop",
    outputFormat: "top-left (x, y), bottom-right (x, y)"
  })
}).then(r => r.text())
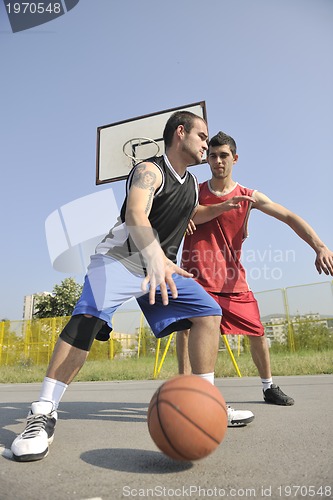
top-left (96, 101), bottom-right (206, 183)
top-left (122, 137), bottom-right (161, 165)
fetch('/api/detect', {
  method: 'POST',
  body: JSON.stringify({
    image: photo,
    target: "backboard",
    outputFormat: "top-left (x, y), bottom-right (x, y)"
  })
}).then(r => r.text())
top-left (96, 101), bottom-right (207, 184)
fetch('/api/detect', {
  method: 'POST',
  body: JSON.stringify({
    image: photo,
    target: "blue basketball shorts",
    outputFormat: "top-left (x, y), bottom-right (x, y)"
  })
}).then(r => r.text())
top-left (73, 254), bottom-right (221, 338)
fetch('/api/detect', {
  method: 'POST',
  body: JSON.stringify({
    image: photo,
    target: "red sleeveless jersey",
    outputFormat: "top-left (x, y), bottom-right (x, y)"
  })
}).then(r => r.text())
top-left (181, 181), bottom-right (255, 293)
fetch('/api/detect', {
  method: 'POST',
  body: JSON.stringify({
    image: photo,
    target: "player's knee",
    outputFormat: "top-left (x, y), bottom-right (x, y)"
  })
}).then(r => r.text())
top-left (177, 329), bottom-right (190, 339)
top-left (59, 314), bottom-right (111, 351)
top-left (190, 315), bottom-right (221, 330)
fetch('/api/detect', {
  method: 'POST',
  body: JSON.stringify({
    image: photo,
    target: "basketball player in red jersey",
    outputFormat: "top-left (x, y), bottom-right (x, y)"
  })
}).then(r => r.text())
top-left (178, 131), bottom-right (333, 406)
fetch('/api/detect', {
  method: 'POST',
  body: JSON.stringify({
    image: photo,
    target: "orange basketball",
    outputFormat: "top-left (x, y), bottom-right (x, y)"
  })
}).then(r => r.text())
top-left (147, 375), bottom-right (228, 461)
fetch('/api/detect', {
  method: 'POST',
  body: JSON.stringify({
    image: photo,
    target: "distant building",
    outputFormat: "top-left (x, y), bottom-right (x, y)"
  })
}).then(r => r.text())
top-left (112, 332), bottom-right (138, 357)
top-left (22, 292), bottom-right (52, 320)
top-left (291, 312), bottom-right (328, 330)
top-left (262, 312), bottom-right (329, 345)
top-left (263, 316), bottom-right (287, 344)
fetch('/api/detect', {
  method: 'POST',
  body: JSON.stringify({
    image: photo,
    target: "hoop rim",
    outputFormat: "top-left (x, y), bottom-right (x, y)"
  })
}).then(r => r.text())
top-left (122, 137), bottom-right (160, 161)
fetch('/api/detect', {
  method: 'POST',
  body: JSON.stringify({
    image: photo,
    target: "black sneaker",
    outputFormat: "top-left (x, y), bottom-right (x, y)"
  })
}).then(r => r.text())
top-left (263, 384), bottom-right (294, 406)
top-left (11, 401), bottom-right (57, 462)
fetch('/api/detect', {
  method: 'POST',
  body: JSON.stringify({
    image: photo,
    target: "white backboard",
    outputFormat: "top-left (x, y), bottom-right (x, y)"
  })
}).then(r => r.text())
top-left (96, 101), bottom-right (207, 184)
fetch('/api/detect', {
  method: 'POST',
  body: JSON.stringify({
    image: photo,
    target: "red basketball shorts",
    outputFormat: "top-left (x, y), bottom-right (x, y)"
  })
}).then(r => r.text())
top-left (209, 290), bottom-right (264, 337)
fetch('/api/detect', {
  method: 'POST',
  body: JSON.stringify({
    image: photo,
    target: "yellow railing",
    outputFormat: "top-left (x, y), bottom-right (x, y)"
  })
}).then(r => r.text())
top-left (0, 281), bottom-right (332, 372)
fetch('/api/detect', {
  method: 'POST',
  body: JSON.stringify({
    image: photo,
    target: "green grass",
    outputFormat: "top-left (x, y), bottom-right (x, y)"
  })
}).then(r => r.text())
top-left (0, 349), bottom-right (332, 384)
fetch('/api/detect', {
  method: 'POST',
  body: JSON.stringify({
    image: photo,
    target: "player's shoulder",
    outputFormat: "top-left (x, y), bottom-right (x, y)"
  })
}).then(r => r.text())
top-left (236, 182), bottom-right (256, 196)
top-left (137, 155), bottom-right (164, 170)
top-left (133, 157), bottom-right (164, 178)
top-left (198, 180), bottom-right (209, 190)
top-left (188, 170), bottom-right (199, 185)
top-left (128, 157), bottom-right (163, 189)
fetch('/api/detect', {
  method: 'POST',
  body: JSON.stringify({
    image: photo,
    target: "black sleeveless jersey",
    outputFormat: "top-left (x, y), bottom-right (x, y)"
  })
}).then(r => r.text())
top-left (96, 155), bottom-right (199, 273)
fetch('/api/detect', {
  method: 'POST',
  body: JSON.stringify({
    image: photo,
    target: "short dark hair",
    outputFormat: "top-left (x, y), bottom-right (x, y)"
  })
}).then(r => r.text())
top-left (163, 111), bottom-right (205, 148)
top-left (208, 131), bottom-right (237, 156)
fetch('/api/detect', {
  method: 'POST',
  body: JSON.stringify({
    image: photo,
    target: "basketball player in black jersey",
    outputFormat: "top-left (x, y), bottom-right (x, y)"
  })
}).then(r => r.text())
top-left (11, 111), bottom-right (253, 461)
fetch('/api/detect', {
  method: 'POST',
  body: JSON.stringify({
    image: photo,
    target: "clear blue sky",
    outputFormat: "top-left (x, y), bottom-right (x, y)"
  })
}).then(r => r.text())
top-left (1, 0), bottom-right (332, 321)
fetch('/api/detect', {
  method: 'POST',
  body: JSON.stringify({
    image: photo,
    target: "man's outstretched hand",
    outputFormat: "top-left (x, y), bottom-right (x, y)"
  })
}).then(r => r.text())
top-left (141, 256), bottom-right (193, 305)
top-left (315, 247), bottom-right (333, 276)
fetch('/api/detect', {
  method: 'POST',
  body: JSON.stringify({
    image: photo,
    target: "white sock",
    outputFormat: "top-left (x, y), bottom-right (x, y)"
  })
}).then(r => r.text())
top-left (39, 377), bottom-right (68, 410)
top-left (194, 372), bottom-right (215, 385)
top-left (261, 377), bottom-right (273, 392)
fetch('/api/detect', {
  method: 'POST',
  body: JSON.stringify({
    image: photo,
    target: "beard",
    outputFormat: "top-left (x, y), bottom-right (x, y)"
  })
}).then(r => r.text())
top-left (181, 142), bottom-right (202, 166)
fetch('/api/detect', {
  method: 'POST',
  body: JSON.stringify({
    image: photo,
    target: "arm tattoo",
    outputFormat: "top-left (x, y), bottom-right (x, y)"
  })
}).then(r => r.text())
top-left (131, 165), bottom-right (156, 215)
top-left (132, 165), bottom-right (157, 189)
top-left (145, 187), bottom-right (154, 214)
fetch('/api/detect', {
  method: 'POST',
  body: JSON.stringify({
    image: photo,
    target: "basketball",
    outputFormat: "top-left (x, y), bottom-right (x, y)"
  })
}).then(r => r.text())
top-left (147, 375), bottom-right (228, 461)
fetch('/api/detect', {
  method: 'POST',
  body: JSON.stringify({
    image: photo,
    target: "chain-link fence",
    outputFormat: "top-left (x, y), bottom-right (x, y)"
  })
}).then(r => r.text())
top-left (1, 281), bottom-right (332, 367)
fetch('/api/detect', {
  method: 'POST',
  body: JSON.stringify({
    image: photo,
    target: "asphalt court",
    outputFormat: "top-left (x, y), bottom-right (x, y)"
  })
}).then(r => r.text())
top-left (1, 375), bottom-right (332, 500)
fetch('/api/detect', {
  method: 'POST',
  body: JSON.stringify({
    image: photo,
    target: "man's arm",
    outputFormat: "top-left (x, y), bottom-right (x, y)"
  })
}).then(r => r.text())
top-left (125, 162), bottom-right (192, 305)
top-left (253, 191), bottom-right (333, 276)
top-left (191, 195), bottom-right (256, 226)
top-left (125, 162), bottom-right (162, 252)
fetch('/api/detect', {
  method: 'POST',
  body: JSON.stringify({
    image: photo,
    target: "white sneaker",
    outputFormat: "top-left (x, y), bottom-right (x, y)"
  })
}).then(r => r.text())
top-left (11, 401), bottom-right (57, 462)
top-left (227, 405), bottom-right (254, 427)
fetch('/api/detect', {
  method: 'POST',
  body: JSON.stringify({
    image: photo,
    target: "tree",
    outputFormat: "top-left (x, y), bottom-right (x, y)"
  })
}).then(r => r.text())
top-left (33, 278), bottom-right (83, 318)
